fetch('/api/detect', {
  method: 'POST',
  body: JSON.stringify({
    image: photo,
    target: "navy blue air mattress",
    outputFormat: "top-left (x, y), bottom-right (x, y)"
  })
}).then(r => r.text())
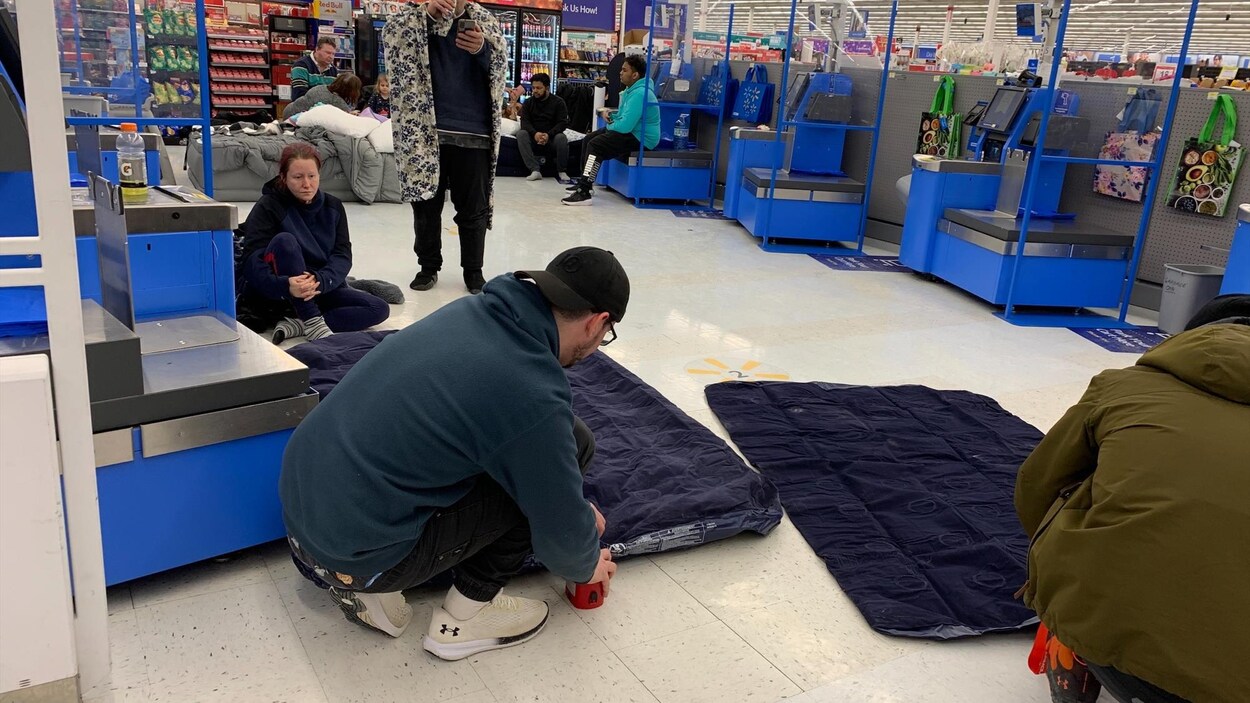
top-left (287, 331), bottom-right (783, 559)
top-left (705, 381), bottom-right (1042, 639)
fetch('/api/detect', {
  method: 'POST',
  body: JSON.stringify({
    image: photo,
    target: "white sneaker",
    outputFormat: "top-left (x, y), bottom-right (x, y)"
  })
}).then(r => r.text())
top-left (526, 171), bottom-right (543, 181)
top-left (329, 587), bottom-right (413, 638)
top-left (558, 172), bottom-right (570, 182)
top-left (422, 593), bottom-right (550, 661)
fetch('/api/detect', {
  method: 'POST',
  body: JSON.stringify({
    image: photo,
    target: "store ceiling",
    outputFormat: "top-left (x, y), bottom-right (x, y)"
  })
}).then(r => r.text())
top-left (697, 0), bottom-right (1249, 56)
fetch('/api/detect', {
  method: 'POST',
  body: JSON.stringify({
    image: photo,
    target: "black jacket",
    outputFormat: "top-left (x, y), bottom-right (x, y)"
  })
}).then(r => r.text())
top-left (240, 178), bottom-right (353, 299)
top-left (520, 93), bottom-right (569, 138)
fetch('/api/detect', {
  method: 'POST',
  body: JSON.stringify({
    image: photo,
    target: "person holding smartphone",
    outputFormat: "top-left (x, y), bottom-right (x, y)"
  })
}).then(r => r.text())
top-left (384, 0), bottom-right (508, 296)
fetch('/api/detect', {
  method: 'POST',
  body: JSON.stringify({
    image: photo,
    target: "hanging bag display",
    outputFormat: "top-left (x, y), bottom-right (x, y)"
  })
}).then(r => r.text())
top-left (1166, 94), bottom-right (1243, 218)
top-left (731, 63), bottom-right (775, 124)
top-left (915, 75), bottom-right (961, 158)
top-left (1092, 88), bottom-right (1162, 203)
top-left (697, 59), bottom-right (737, 115)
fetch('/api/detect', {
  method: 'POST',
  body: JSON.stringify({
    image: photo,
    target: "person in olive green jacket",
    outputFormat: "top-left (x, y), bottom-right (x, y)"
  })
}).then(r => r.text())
top-left (1015, 320), bottom-right (1250, 703)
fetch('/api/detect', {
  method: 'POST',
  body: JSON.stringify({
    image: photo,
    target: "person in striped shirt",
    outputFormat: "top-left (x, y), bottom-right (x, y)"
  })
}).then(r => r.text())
top-left (291, 37), bottom-right (339, 101)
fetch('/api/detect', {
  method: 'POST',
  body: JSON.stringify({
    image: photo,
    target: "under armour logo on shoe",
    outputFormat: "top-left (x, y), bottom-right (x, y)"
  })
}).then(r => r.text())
top-left (440, 625), bottom-right (460, 637)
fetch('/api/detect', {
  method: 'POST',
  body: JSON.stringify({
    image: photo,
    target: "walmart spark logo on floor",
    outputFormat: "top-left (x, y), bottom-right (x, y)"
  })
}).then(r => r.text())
top-left (685, 358), bottom-right (790, 382)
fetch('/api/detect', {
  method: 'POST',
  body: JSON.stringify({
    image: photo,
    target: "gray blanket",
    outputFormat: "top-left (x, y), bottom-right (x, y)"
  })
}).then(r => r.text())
top-left (193, 126), bottom-right (401, 204)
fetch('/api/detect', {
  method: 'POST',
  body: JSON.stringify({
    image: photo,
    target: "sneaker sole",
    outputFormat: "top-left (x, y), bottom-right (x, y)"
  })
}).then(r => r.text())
top-left (330, 588), bottom-right (407, 638)
top-left (562, 199), bottom-right (593, 206)
top-left (421, 611), bottom-right (550, 661)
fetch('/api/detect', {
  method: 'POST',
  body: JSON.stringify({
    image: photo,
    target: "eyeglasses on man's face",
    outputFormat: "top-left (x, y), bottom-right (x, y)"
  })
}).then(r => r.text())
top-left (599, 321), bottom-right (617, 347)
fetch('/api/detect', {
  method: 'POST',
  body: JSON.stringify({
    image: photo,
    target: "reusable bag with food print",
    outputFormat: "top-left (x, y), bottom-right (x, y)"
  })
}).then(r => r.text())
top-left (1166, 94), bottom-right (1243, 217)
top-left (916, 75), bottom-right (961, 158)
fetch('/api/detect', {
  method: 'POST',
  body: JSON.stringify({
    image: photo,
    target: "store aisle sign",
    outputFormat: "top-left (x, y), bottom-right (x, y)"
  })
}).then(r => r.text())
top-left (563, 0), bottom-right (615, 31)
top-left (843, 39), bottom-right (875, 56)
top-left (314, 0), bottom-right (352, 22)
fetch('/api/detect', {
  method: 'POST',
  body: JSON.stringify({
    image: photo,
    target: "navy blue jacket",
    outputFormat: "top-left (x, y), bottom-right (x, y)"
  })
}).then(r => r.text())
top-left (240, 179), bottom-right (352, 297)
top-left (279, 274), bottom-right (601, 582)
top-left (428, 15), bottom-right (492, 137)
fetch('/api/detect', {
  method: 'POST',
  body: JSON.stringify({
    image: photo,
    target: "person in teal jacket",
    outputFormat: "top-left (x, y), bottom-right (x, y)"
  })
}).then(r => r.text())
top-left (563, 54), bottom-right (660, 206)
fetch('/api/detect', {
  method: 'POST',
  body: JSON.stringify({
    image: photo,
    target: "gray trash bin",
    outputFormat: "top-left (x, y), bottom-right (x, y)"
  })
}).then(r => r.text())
top-left (1158, 264), bottom-right (1226, 334)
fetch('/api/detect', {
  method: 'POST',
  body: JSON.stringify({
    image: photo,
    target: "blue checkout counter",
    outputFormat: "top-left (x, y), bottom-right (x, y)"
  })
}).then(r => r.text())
top-left (727, 72), bottom-right (868, 252)
top-left (0, 185), bottom-right (313, 586)
top-left (67, 127), bottom-right (162, 187)
top-left (1222, 204), bottom-right (1250, 295)
top-left (599, 148), bottom-right (715, 201)
top-left (900, 84), bottom-right (1136, 312)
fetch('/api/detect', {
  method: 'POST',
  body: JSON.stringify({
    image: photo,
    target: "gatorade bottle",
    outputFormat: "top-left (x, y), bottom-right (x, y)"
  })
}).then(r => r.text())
top-left (117, 123), bottom-right (149, 204)
top-left (674, 113), bottom-right (690, 150)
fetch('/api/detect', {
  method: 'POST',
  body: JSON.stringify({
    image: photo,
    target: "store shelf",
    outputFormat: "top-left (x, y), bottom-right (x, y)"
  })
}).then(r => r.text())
top-left (523, 36), bottom-right (556, 42)
top-left (211, 88), bottom-right (275, 96)
top-left (209, 44), bottom-right (268, 53)
top-left (212, 62), bottom-right (270, 68)
top-left (213, 102), bottom-right (271, 109)
top-left (562, 59), bottom-right (609, 66)
top-left (207, 32), bottom-right (267, 40)
top-left (79, 7), bottom-right (130, 15)
top-left (208, 75), bottom-right (270, 83)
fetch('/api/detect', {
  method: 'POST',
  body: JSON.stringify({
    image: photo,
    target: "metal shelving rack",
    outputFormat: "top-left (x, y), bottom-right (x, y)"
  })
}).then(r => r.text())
top-left (207, 28), bottom-right (272, 113)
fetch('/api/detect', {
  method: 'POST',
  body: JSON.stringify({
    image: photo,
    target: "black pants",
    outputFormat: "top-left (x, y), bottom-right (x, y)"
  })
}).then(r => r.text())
top-left (516, 130), bottom-right (570, 174)
top-left (263, 232), bottom-right (390, 331)
top-left (1086, 663), bottom-right (1191, 703)
top-left (294, 417), bottom-right (596, 602)
top-left (410, 144), bottom-right (492, 275)
top-left (578, 128), bottom-right (641, 174)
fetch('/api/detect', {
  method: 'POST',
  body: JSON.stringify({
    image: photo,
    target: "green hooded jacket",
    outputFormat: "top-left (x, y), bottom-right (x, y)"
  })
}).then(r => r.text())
top-left (1016, 323), bottom-right (1250, 703)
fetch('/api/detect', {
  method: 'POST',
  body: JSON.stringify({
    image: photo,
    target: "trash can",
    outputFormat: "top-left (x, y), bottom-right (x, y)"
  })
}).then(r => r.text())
top-left (1158, 264), bottom-right (1226, 334)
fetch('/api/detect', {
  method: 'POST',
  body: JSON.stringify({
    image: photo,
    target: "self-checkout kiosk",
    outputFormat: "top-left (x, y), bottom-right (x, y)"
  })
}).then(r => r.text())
top-left (733, 71), bottom-right (872, 251)
top-left (900, 77), bottom-right (1138, 311)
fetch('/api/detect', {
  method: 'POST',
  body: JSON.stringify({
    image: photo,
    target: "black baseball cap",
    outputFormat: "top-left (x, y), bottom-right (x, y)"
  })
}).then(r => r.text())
top-left (516, 247), bottom-right (630, 322)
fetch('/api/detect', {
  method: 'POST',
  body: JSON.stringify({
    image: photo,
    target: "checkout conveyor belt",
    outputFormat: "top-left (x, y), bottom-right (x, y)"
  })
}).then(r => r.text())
top-left (940, 208), bottom-right (1135, 258)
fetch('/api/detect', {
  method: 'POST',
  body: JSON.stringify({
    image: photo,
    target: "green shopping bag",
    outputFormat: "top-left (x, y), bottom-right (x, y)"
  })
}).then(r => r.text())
top-left (916, 75), bottom-right (962, 158)
top-left (1166, 94), bottom-right (1243, 218)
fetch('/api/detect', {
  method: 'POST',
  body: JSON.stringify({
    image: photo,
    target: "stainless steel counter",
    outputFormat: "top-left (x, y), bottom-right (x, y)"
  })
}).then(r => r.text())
top-left (72, 185), bottom-right (238, 235)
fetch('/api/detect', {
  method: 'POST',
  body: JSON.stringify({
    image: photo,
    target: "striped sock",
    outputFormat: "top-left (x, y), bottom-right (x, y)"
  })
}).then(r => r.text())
top-left (272, 317), bottom-right (305, 344)
top-left (304, 315), bottom-right (333, 341)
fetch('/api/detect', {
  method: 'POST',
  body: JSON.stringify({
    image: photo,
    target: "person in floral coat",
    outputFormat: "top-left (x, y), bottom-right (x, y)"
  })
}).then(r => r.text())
top-left (384, 0), bottom-right (507, 295)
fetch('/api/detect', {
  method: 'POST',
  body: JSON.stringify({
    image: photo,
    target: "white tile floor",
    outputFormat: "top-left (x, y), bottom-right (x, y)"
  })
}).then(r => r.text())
top-left (87, 173), bottom-right (1151, 702)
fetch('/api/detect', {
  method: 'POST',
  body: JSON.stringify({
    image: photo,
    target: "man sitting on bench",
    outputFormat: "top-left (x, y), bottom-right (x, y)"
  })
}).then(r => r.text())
top-left (562, 55), bottom-right (659, 206)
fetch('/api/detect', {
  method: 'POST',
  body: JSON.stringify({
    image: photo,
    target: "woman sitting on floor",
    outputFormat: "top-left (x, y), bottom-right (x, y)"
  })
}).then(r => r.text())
top-left (281, 73), bottom-right (363, 121)
top-left (239, 142), bottom-right (389, 343)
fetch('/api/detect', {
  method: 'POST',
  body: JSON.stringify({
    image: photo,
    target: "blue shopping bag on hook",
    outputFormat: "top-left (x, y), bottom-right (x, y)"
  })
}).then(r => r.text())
top-left (697, 60), bottom-right (737, 115)
top-left (731, 63), bottom-right (774, 124)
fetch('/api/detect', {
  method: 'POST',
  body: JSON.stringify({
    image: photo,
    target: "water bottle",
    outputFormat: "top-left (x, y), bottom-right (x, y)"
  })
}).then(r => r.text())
top-left (673, 113), bottom-right (690, 150)
top-left (117, 122), bottom-right (149, 203)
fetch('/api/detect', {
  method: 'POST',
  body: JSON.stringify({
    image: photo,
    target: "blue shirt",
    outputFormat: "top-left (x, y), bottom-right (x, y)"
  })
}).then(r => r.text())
top-left (428, 18), bottom-right (492, 138)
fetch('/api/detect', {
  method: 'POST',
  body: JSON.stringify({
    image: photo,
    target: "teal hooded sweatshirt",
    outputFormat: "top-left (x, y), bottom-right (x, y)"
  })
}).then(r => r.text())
top-left (609, 77), bottom-right (661, 149)
top-left (279, 274), bottom-right (600, 583)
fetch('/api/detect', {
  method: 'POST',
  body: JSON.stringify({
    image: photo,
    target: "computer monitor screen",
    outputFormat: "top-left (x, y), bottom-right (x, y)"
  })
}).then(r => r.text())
top-left (979, 87), bottom-right (1028, 133)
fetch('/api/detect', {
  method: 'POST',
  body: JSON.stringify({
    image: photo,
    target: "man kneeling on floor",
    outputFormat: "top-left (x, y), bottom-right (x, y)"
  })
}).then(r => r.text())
top-left (279, 246), bottom-right (628, 660)
top-left (562, 54), bottom-right (660, 206)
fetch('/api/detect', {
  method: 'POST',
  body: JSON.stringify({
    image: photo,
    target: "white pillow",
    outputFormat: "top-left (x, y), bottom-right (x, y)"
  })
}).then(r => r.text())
top-left (500, 117), bottom-right (521, 136)
top-left (296, 104), bottom-right (380, 139)
top-left (367, 119), bottom-right (394, 153)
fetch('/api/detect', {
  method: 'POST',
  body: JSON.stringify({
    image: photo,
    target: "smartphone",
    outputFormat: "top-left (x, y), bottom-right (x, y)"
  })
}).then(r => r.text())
top-left (458, 19), bottom-right (480, 33)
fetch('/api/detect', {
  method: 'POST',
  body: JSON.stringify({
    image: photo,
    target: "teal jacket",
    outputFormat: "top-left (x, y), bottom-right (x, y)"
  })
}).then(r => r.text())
top-left (279, 274), bottom-right (601, 583)
top-left (609, 78), bottom-right (661, 149)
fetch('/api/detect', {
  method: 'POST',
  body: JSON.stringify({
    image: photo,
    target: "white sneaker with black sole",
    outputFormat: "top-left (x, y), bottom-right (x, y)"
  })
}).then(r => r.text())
top-left (422, 593), bottom-right (550, 661)
top-left (329, 587), bottom-right (414, 638)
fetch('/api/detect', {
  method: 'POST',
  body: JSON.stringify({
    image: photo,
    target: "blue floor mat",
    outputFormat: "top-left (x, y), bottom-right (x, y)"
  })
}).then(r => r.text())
top-left (706, 381), bottom-right (1042, 639)
top-left (288, 332), bottom-right (783, 560)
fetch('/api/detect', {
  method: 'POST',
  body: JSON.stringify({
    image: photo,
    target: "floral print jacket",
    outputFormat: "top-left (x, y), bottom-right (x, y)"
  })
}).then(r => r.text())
top-left (383, 3), bottom-right (507, 226)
